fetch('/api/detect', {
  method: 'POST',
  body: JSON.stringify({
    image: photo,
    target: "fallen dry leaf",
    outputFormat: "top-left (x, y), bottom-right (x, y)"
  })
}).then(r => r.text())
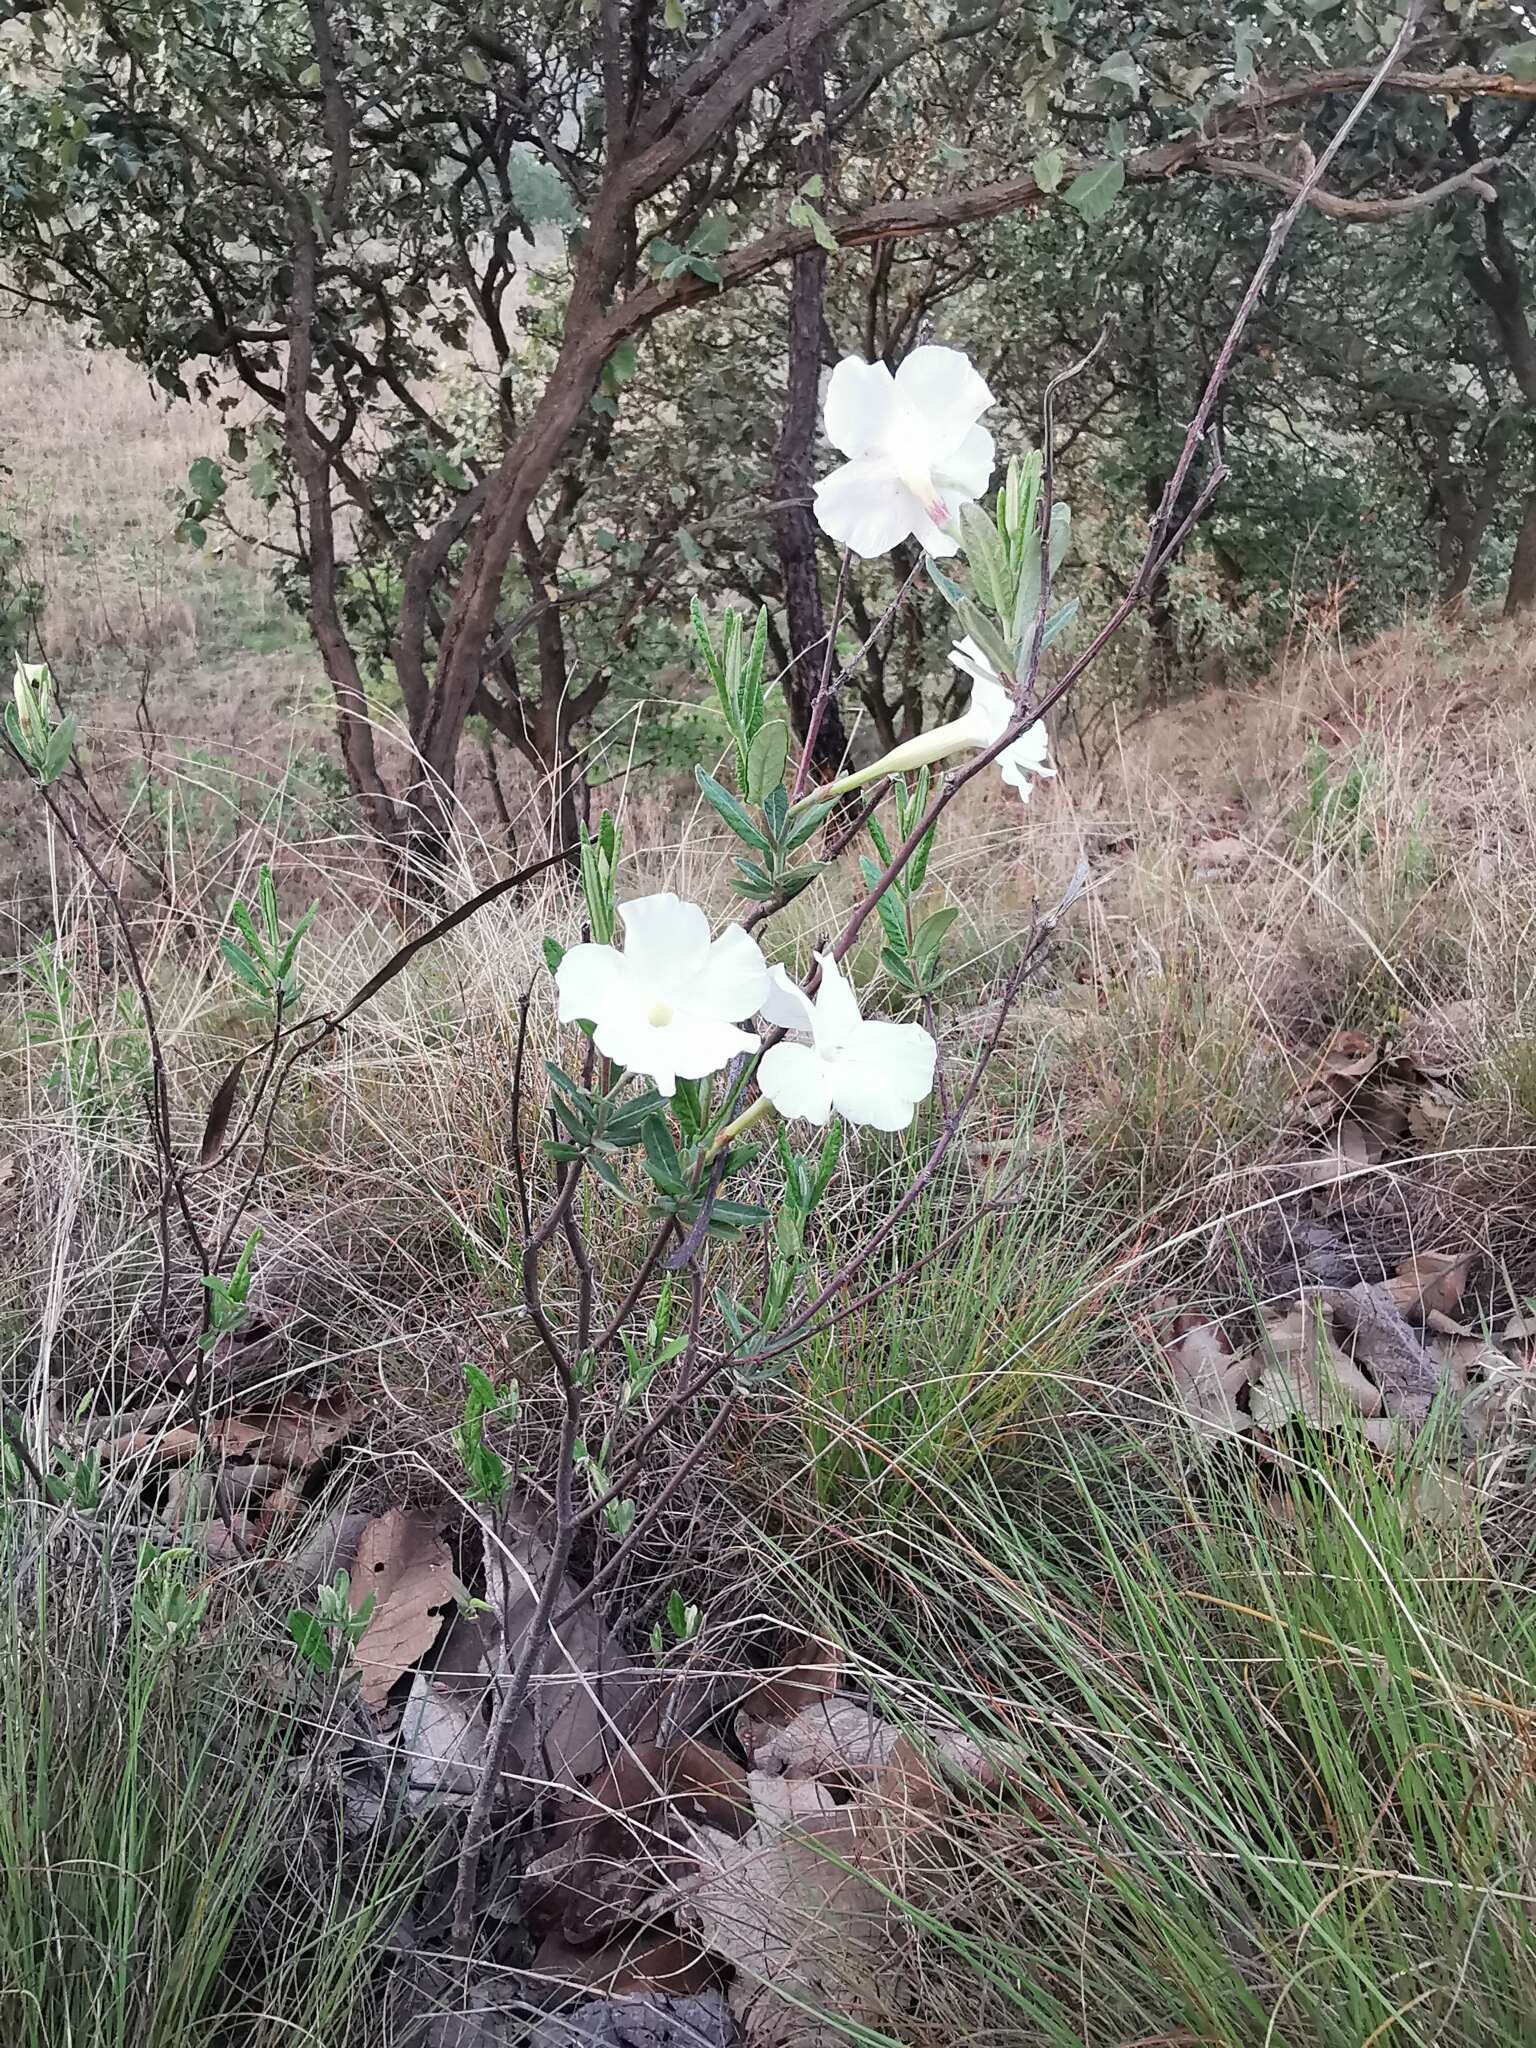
top-left (400, 1670), bottom-right (486, 1800)
top-left (1316, 1030), bottom-right (1381, 1084)
top-left (736, 1633), bottom-right (846, 1735)
top-left (1250, 1299), bottom-right (1383, 1430)
top-left (349, 1507), bottom-right (455, 1711)
top-left (528, 1928), bottom-right (720, 2001)
top-left (678, 1779), bottom-right (892, 2048)
top-left (1163, 1315), bottom-right (1253, 1438)
top-left (1323, 1284), bottom-right (1442, 1421)
top-left (105, 1423), bottom-right (205, 1464)
top-left (1407, 1083), bottom-right (1456, 1146)
top-left (1385, 1251), bottom-right (1475, 1323)
top-left (213, 1388), bottom-right (357, 1470)
top-left (433, 1505), bottom-right (634, 1797)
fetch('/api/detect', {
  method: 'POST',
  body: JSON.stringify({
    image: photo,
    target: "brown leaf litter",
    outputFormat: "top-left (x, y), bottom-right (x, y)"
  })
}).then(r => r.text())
top-left (350, 1507), bottom-right (458, 1712)
top-left (507, 1643), bottom-right (1022, 2048)
top-left (1164, 1234), bottom-right (1534, 1461)
top-left (1288, 1028), bottom-right (1459, 1205)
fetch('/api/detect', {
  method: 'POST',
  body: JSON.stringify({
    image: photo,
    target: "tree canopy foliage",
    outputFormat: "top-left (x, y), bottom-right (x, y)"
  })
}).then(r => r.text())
top-left (6, 0), bottom-right (1536, 852)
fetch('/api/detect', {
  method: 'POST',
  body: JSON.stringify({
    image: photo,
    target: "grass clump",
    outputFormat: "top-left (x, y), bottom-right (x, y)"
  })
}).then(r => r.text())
top-left (0, 1512), bottom-right (417, 2048)
top-left (775, 1424), bottom-right (1536, 2047)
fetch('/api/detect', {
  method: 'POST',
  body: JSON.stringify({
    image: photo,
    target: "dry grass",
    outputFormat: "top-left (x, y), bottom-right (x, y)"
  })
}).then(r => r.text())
top-left (7, 315), bottom-right (1536, 2043)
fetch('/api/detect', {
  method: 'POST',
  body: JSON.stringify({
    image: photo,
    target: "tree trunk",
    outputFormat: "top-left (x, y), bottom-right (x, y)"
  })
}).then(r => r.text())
top-left (1143, 470), bottom-right (1179, 703)
top-left (1505, 487), bottom-right (1536, 616)
top-left (772, 18), bottom-right (849, 780)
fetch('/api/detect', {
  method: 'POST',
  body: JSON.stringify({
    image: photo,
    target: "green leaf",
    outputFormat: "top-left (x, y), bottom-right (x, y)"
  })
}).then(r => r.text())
top-left (788, 196), bottom-right (839, 255)
top-left (689, 214), bottom-right (732, 257)
top-left (874, 888), bottom-right (907, 953)
top-left (784, 799), bottom-right (835, 851)
top-left (460, 45), bottom-right (490, 83)
top-left (664, 0), bottom-right (687, 24)
top-left (695, 768), bottom-right (773, 853)
top-left (958, 502), bottom-right (1010, 619)
top-left (737, 607), bottom-right (770, 738)
top-left (1064, 157), bottom-right (1126, 225)
top-left (218, 938), bottom-right (270, 998)
top-left (745, 719), bottom-right (789, 803)
top-left (187, 455), bottom-right (225, 504)
top-left (542, 936), bottom-right (565, 974)
top-left (925, 555), bottom-right (967, 606)
top-left (641, 1114), bottom-right (686, 1196)
top-left (881, 946), bottom-right (919, 991)
top-left (1098, 50), bottom-right (1143, 92)
top-left (913, 905), bottom-right (960, 967)
top-left (287, 1611), bottom-right (333, 1672)
top-left (1032, 148), bottom-right (1065, 193)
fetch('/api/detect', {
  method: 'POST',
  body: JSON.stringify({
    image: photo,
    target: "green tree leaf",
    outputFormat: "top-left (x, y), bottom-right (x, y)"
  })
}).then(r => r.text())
top-left (1064, 158), bottom-right (1126, 225)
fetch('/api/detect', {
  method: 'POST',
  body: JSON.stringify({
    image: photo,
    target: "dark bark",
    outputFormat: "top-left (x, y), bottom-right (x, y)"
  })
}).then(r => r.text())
top-left (1428, 421), bottom-right (1506, 607)
top-left (772, 14), bottom-right (849, 777)
top-left (1505, 488), bottom-right (1536, 616)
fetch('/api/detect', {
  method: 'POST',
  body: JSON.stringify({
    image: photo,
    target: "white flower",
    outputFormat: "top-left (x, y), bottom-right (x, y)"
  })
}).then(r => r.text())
top-left (813, 345), bottom-right (995, 559)
top-left (555, 893), bottom-right (770, 1097)
top-left (802, 636), bottom-right (1056, 807)
top-left (946, 637), bottom-right (1056, 801)
top-left (756, 953), bottom-right (937, 1132)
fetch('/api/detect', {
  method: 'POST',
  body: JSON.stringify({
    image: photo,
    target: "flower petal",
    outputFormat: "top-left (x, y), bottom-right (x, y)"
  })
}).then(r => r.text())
top-left (957, 674), bottom-right (1012, 749)
top-left (907, 499), bottom-right (961, 557)
top-left (594, 1011), bottom-right (758, 1096)
top-left (822, 356), bottom-right (898, 459)
top-left (933, 421), bottom-right (995, 503)
top-left (618, 894), bottom-right (711, 990)
top-left (814, 460), bottom-right (926, 558)
top-left (998, 723), bottom-right (1056, 797)
top-left (757, 1041), bottom-right (835, 1125)
top-left (948, 635), bottom-right (995, 691)
top-left (809, 951), bottom-right (863, 1053)
top-left (555, 942), bottom-right (632, 1024)
top-left (760, 962), bottom-right (817, 1035)
top-left (677, 923), bottom-right (770, 1023)
top-left (827, 1020), bottom-right (937, 1130)
top-left (891, 346), bottom-right (994, 449)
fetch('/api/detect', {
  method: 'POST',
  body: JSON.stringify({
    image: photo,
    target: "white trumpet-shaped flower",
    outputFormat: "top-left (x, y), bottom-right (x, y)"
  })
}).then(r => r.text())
top-left (946, 637), bottom-right (1057, 800)
top-left (756, 953), bottom-right (937, 1132)
top-left (803, 637), bottom-right (1056, 808)
top-left (555, 893), bottom-right (770, 1097)
top-left (813, 345), bottom-right (995, 559)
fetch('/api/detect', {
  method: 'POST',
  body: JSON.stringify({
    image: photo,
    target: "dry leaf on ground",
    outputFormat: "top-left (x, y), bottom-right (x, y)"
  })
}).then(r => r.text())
top-left (400, 1670), bottom-right (486, 1800)
top-left (1323, 1284), bottom-right (1441, 1420)
top-left (1385, 1251), bottom-right (1475, 1323)
top-left (1163, 1314), bottom-right (1253, 1437)
top-left (214, 1388), bottom-right (358, 1469)
top-left (678, 1778), bottom-right (892, 2048)
top-left (433, 1505), bottom-right (633, 1798)
top-left (349, 1507), bottom-right (455, 1711)
top-left (1249, 1298), bottom-right (1383, 1431)
top-left (1294, 1115), bottom-right (1378, 1195)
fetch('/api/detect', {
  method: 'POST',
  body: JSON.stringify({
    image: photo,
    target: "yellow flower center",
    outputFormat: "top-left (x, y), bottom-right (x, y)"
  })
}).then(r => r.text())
top-left (647, 1001), bottom-right (674, 1028)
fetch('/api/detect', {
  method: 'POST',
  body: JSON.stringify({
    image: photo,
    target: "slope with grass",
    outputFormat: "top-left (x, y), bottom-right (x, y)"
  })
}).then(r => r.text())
top-left (6, 403), bottom-right (1536, 2047)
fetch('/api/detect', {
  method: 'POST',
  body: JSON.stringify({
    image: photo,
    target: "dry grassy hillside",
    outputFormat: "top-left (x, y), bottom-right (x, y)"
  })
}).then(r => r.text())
top-left (5, 317), bottom-right (1536, 2048)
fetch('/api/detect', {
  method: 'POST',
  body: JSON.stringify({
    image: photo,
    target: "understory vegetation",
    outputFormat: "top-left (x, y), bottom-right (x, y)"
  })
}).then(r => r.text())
top-left (6, 597), bottom-right (1536, 2044)
top-left (7, 5), bottom-right (1536, 2045)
